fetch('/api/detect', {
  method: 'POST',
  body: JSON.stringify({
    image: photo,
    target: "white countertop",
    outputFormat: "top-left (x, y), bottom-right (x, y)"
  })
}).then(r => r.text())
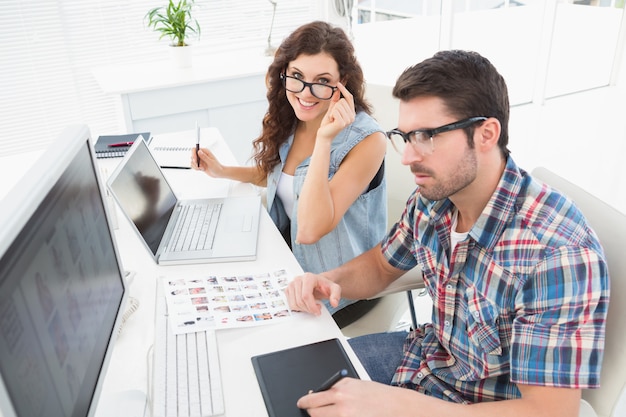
top-left (92, 50), bottom-right (273, 94)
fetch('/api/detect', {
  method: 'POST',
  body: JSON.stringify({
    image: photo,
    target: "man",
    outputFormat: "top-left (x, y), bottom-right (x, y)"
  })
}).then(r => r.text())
top-left (285, 50), bottom-right (609, 417)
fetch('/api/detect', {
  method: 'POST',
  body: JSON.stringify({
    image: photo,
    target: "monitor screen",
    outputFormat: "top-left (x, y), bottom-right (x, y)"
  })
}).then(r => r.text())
top-left (0, 125), bottom-right (126, 417)
top-left (107, 139), bottom-right (177, 256)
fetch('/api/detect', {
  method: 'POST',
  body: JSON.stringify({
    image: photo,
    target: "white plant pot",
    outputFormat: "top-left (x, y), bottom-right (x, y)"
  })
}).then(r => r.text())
top-left (168, 45), bottom-right (193, 69)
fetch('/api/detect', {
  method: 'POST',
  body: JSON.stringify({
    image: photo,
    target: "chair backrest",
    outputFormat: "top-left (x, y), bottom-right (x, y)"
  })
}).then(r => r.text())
top-left (532, 167), bottom-right (626, 417)
top-left (366, 83), bottom-right (412, 229)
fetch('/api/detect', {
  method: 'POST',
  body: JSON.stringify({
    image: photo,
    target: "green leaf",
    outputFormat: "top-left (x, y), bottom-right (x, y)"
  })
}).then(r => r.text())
top-left (144, 0), bottom-right (200, 46)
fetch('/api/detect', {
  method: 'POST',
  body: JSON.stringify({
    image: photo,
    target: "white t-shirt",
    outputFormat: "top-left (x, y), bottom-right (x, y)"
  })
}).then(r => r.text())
top-left (276, 172), bottom-right (295, 220)
top-left (450, 209), bottom-right (469, 255)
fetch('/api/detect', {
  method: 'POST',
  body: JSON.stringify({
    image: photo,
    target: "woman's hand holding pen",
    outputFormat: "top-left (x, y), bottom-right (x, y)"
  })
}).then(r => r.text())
top-left (317, 82), bottom-right (355, 141)
top-left (191, 147), bottom-right (225, 178)
top-left (192, 147), bottom-right (267, 186)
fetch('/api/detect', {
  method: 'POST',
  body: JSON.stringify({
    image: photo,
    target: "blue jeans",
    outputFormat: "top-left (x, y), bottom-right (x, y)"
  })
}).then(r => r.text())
top-left (348, 331), bottom-right (408, 384)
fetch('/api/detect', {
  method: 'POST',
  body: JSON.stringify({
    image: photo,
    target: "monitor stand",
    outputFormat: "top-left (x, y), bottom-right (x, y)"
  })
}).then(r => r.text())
top-left (94, 389), bottom-right (147, 417)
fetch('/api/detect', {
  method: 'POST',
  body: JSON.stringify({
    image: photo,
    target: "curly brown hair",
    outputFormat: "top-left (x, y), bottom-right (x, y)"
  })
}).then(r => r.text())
top-left (252, 21), bottom-right (372, 176)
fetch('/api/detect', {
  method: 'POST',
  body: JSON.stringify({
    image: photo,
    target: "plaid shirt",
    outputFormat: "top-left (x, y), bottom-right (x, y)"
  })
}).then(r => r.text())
top-left (381, 157), bottom-right (609, 403)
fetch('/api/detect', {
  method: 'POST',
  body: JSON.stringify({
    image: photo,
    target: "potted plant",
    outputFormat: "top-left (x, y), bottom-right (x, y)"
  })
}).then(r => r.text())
top-left (145, 0), bottom-right (201, 68)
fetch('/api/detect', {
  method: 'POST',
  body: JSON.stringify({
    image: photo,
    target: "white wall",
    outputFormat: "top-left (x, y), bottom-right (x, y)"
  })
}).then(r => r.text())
top-left (359, 4), bottom-right (626, 217)
top-left (367, 81), bottom-right (626, 218)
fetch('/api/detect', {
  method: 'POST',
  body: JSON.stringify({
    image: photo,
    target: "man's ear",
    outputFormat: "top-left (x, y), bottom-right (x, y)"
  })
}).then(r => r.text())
top-left (476, 117), bottom-right (501, 150)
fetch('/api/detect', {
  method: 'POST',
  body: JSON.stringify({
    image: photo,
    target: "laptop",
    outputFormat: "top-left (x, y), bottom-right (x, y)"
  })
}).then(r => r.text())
top-left (107, 138), bottom-right (261, 265)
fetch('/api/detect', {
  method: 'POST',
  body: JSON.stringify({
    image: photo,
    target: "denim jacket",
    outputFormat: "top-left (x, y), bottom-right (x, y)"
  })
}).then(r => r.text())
top-left (266, 112), bottom-right (387, 309)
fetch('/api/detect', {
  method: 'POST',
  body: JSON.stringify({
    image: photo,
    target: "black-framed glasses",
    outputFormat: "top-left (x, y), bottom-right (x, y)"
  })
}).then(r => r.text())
top-left (386, 116), bottom-right (488, 155)
top-left (280, 73), bottom-right (338, 100)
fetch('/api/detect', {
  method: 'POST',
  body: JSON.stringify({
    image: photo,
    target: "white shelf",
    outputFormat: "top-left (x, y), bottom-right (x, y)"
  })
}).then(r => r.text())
top-left (92, 50), bottom-right (273, 95)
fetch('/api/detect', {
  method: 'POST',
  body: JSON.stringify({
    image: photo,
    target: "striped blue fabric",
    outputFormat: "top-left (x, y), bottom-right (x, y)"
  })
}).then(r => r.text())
top-left (381, 157), bottom-right (609, 403)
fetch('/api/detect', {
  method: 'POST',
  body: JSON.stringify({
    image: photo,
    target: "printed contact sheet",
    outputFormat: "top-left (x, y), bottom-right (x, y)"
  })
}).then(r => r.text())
top-left (162, 268), bottom-right (294, 334)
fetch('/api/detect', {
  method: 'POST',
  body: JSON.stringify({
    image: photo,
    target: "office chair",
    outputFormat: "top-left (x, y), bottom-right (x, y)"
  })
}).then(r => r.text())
top-left (340, 139), bottom-right (427, 338)
top-left (339, 83), bottom-right (427, 339)
top-left (531, 167), bottom-right (626, 417)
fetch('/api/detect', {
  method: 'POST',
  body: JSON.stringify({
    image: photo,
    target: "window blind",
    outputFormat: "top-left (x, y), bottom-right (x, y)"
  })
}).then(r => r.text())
top-left (0, 0), bottom-right (321, 156)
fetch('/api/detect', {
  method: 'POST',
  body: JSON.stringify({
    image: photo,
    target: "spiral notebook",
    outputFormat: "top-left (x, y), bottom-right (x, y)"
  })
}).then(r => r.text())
top-left (94, 132), bottom-right (151, 158)
top-left (148, 127), bottom-right (218, 169)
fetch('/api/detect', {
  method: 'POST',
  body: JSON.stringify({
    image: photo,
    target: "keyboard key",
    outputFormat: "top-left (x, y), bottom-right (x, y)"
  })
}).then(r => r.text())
top-left (153, 284), bottom-right (224, 416)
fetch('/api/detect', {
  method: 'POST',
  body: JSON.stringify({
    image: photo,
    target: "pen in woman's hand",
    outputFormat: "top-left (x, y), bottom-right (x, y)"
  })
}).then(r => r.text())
top-left (195, 122), bottom-right (200, 168)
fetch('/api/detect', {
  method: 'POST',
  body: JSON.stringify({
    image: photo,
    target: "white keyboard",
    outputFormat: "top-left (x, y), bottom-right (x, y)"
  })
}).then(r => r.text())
top-left (152, 284), bottom-right (225, 416)
top-left (171, 203), bottom-right (222, 252)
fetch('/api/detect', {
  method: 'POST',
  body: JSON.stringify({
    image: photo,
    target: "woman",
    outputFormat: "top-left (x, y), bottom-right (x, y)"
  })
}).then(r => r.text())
top-left (192, 21), bottom-right (387, 327)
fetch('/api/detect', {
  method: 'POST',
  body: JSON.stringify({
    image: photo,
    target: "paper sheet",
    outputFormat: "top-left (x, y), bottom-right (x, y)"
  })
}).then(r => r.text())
top-left (149, 128), bottom-right (217, 168)
top-left (162, 268), bottom-right (294, 334)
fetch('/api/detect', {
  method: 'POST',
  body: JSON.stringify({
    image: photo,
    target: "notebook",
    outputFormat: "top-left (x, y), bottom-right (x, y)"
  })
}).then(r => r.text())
top-left (94, 132), bottom-right (151, 159)
top-left (107, 138), bottom-right (261, 265)
top-left (148, 126), bottom-right (215, 169)
top-left (152, 278), bottom-right (224, 417)
top-left (251, 338), bottom-right (360, 417)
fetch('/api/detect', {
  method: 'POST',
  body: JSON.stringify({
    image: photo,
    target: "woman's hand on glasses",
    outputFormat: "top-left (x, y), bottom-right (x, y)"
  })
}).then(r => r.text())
top-left (318, 82), bottom-right (355, 142)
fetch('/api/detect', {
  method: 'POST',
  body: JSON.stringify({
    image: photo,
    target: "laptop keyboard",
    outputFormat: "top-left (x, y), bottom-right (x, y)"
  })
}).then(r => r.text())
top-left (153, 286), bottom-right (225, 417)
top-left (171, 203), bottom-right (223, 252)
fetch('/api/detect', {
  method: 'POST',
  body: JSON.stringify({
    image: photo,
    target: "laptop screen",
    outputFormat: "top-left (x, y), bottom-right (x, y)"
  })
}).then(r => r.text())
top-left (0, 125), bottom-right (126, 417)
top-left (107, 139), bottom-right (178, 256)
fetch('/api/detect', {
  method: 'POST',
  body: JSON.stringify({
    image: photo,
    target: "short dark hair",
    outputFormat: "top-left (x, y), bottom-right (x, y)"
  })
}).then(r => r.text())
top-left (393, 50), bottom-right (510, 158)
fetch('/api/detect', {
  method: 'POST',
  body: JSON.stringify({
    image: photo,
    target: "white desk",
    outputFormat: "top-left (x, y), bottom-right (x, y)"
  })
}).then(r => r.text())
top-left (94, 128), bottom-right (368, 417)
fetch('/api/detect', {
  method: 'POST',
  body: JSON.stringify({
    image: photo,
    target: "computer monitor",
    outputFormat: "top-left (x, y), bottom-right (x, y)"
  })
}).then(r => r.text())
top-left (0, 125), bottom-right (127, 417)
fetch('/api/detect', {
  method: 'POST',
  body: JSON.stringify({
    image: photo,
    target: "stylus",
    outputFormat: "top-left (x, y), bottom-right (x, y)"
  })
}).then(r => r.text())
top-left (313, 369), bottom-right (348, 393)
